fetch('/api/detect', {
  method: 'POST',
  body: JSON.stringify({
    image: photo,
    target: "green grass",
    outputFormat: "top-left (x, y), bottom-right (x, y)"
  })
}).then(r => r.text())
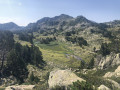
top-left (34, 36), bottom-right (97, 69)
top-left (34, 40), bottom-right (82, 69)
top-left (35, 41), bottom-right (72, 54)
top-left (33, 33), bottom-right (110, 69)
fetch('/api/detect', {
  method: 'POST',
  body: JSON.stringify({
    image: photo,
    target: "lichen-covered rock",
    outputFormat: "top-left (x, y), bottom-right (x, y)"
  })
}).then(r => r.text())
top-left (95, 53), bottom-right (120, 69)
top-left (98, 85), bottom-right (110, 90)
top-left (5, 85), bottom-right (35, 90)
top-left (104, 72), bottom-right (114, 78)
top-left (104, 65), bottom-right (120, 78)
top-left (48, 69), bottom-right (85, 88)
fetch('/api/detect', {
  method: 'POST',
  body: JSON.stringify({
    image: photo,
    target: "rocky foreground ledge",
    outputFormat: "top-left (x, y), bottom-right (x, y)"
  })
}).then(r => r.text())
top-left (5, 85), bottom-right (35, 90)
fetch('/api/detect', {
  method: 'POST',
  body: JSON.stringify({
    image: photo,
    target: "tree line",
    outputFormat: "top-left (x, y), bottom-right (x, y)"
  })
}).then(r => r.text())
top-left (99, 39), bottom-right (120, 56)
top-left (39, 37), bottom-right (56, 44)
top-left (65, 36), bottom-right (88, 47)
top-left (0, 30), bottom-right (44, 83)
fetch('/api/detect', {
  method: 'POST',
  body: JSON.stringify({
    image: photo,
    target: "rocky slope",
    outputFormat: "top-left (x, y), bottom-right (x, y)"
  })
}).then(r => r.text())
top-left (95, 53), bottom-right (120, 69)
top-left (104, 65), bottom-right (120, 78)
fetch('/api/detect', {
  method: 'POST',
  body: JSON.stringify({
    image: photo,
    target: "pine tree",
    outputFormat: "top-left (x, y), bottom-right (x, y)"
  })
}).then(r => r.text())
top-left (88, 58), bottom-right (94, 69)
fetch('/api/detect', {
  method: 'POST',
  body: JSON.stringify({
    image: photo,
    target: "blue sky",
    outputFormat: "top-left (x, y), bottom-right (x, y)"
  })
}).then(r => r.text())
top-left (0, 0), bottom-right (120, 26)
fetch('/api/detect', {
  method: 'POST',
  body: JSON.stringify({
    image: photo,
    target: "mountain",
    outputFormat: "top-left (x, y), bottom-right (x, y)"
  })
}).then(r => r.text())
top-left (37, 14), bottom-right (73, 23)
top-left (25, 14), bottom-right (98, 32)
top-left (1, 14), bottom-right (119, 32)
top-left (0, 22), bottom-right (23, 31)
top-left (0, 14), bottom-right (101, 32)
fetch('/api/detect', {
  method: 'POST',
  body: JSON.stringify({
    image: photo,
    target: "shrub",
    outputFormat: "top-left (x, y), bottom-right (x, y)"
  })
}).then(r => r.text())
top-left (51, 86), bottom-right (66, 90)
top-left (70, 80), bottom-right (95, 90)
top-left (65, 36), bottom-right (88, 47)
top-left (29, 72), bottom-right (40, 84)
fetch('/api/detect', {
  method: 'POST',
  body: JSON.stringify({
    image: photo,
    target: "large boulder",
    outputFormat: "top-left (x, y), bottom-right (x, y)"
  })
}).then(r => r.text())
top-left (48, 69), bottom-right (85, 88)
top-left (98, 85), bottom-right (110, 90)
top-left (5, 85), bottom-right (35, 90)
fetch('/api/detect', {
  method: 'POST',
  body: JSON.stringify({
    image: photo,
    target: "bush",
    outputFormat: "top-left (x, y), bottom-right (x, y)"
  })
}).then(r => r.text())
top-left (50, 81), bottom-right (95, 90)
top-left (87, 58), bottom-right (94, 69)
top-left (39, 37), bottom-right (56, 44)
top-left (76, 73), bottom-right (113, 89)
top-left (70, 80), bottom-right (95, 90)
top-left (99, 40), bottom-right (120, 56)
top-left (51, 86), bottom-right (66, 90)
top-left (65, 36), bottom-right (88, 47)
top-left (99, 43), bottom-right (110, 56)
top-left (29, 72), bottom-right (40, 84)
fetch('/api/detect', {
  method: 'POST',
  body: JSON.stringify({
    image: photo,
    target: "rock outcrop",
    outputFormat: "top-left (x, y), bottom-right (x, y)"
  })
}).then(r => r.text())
top-left (0, 76), bottom-right (17, 86)
top-left (48, 69), bottom-right (85, 88)
top-left (98, 85), bottom-right (110, 90)
top-left (104, 65), bottom-right (120, 78)
top-left (5, 85), bottom-right (35, 90)
top-left (95, 53), bottom-right (120, 69)
top-left (107, 79), bottom-right (120, 89)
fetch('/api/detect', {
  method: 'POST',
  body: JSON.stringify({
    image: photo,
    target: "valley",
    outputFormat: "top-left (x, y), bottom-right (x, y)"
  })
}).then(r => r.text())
top-left (0, 14), bottom-right (120, 90)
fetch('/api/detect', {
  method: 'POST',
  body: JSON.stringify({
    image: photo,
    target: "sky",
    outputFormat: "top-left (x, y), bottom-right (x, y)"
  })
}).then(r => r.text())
top-left (0, 0), bottom-right (120, 26)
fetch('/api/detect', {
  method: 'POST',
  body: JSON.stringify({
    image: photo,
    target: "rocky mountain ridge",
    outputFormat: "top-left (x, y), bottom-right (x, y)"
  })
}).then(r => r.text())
top-left (1, 14), bottom-right (120, 31)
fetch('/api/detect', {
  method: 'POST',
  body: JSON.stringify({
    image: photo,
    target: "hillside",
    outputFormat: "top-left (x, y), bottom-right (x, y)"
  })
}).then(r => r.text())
top-left (0, 14), bottom-right (120, 90)
top-left (0, 22), bottom-right (23, 31)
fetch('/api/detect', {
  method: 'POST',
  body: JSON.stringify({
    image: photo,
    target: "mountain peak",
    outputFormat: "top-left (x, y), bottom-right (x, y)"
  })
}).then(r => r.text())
top-left (75, 15), bottom-right (91, 23)
top-left (53, 14), bottom-right (73, 21)
top-left (36, 14), bottom-right (73, 24)
top-left (5, 22), bottom-right (18, 26)
top-left (0, 22), bottom-right (22, 31)
top-left (37, 17), bottom-right (51, 23)
top-left (76, 15), bottom-right (88, 20)
top-left (59, 14), bottom-right (73, 17)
